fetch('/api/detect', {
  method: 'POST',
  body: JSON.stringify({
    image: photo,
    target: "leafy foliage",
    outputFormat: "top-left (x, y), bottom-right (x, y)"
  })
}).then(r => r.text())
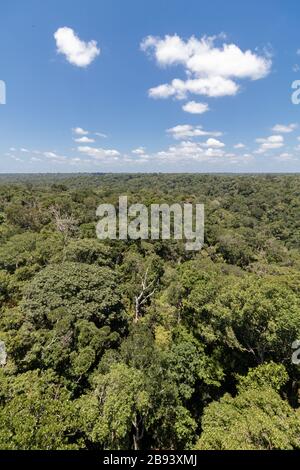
top-left (0, 174), bottom-right (299, 449)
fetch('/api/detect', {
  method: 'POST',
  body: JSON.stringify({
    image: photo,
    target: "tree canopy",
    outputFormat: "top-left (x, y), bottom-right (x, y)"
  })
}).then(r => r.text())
top-left (0, 173), bottom-right (299, 450)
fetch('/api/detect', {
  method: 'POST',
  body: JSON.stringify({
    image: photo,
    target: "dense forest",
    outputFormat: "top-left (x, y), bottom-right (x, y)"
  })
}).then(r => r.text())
top-left (0, 173), bottom-right (300, 450)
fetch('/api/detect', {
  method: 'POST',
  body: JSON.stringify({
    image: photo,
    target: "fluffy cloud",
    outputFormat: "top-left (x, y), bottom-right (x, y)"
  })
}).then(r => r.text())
top-left (132, 147), bottom-right (146, 155)
top-left (155, 140), bottom-right (226, 163)
top-left (72, 127), bottom-right (89, 135)
top-left (149, 76), bottom-right (238, 99)
top-left (75, 137), bottom-right (230, 167)
top-left (43, 151), bottom-right (67, 162)
top-left (182, 101), bottom-right (209, 114)
top-left (54, 27), bottom-right (100, 67)
top-left (141, 34), bottom-right (271, 100)
top-left (255, 135), bottom-right (284, 154)
top-left (77, 146), bottom-right (120, 159)
top-left (167, 124), bottom-right (222, 140)
top-left (271, 123), bottom-right (297, 133)
top-left (204, 138), bottom-right (225, 148)
top-left (74, 136), bottom-right (95, 143)
top-left (234, 143), bottom-right (245, 149)
top-left (72, 128), bottom-right (106, 141)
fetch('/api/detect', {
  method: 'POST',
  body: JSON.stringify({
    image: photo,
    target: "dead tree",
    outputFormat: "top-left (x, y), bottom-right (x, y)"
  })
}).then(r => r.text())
top-left (132, 414), bottom-right (145, 450)
top-left (50, 206), bottom-right (78, 244)
top-left (134, 267), bottom-right (156, 322)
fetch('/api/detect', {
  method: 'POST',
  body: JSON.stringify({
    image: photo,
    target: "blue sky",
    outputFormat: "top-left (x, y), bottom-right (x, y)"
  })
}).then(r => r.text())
top-left (1, 0), bottom-right (300, 172)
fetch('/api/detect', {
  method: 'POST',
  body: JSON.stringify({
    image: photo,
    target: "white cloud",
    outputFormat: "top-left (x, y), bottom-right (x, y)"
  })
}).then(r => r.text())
top-left (167, 124), bottom-right (222, 140)
top-left (148, 84), bottom-right (175, 99)
top-left (95, 132), bottom-right (108, 138)
top-left (149, 76), bottom-right (238, 99)
top-left (43, 151), bottom-right (67, 161)
top-left (132, 147), bottom-right (146, 155)
top-left (77, 146), bottom-right (120, 159)
top-left (182, 101), bottom-right (209, 114)
top-left (204, 138), bottom-right (225, 148)
top-left (141, 34), bottom-right (271, 100)
top-left (234, 143), bottom-right (245, 149)
top-left (154, 140), bottom-right (226, 163)
top-left (255, 135), bottom-right (284, 154)
top-left (142, 34), bottom-right (270, 78)
top-left (271, 123), bottom-right (297, 133)
top-left (54, 27), bottom-right (100, 67)
top-left (205, 147), bottom-right (225, 157)
top-left (44, 152), bottom-right (57, 158)
top-left (276, 152), bottom-right (295, 161)
top-left (8, 147), bottom-right (69, 163)
top-left (74, 136), bottom-right (95, 143)
top-left (72, 127), bottom-right (89, 135)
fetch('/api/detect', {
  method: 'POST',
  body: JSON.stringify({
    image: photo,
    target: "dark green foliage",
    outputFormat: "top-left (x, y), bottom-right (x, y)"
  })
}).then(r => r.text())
top-left (196, 364), bottom-right (300, 450)
top-left (4, 262), bottom-right (126, 378)
top-left (0, 369), bottom-right (81, 449)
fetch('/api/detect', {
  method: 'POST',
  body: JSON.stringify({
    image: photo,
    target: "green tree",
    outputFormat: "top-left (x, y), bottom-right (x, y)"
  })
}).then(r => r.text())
top-left (4, 262), bottom-right (126, 379)
top-left (197, 363), bottom-right (300, 450)
top-left (0, 369), bottom-right (81, 450)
